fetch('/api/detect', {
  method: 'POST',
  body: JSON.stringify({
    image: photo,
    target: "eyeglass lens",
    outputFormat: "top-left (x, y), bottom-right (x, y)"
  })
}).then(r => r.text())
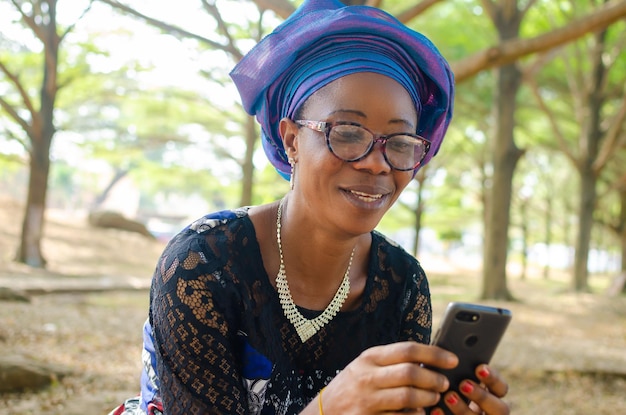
top-left (328, 124), bottom-right (426, 170)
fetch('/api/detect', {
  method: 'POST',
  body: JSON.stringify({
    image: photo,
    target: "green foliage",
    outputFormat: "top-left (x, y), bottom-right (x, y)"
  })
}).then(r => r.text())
top-left (251, 164), bottom-right (290, 205)
top-left (406, 0), bottom-right (495, 60)
top-left (1, 0), bottom-right (625, 276)
top-left (438, 229), bottom-right (463, 243)
top-left (0, 49), bottom-right (44, 119)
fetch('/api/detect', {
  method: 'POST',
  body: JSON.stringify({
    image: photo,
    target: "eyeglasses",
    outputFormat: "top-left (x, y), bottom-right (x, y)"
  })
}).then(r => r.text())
top-left (295, 120), bottom-right (430, 171)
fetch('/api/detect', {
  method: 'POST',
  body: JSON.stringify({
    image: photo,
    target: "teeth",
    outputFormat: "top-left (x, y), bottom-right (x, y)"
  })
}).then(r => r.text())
top-left (350, 190), bottom-right (383, 202)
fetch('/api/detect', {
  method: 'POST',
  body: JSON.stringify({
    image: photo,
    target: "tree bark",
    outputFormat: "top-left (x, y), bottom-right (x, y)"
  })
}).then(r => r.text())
top-left (412, 168), bottom-right (427, 257)
top-left (572, 28), bottom-right (607, 292)
top-left (542, 190), bottom-right (553, 279)
top-left (15, 0), bottom-right (60, 268)
top-left (620, 188), bottom-right (626, 294)
top-left (481, 64), bottom-right (521, 300)
top-left (573, 169), bottom-right (596, 291)
top-left (519, 196), bottom-right (529, 280)
top-left (481, 1), bottom-right (524, 301)
top-left (17, 142), bottom-right (51, 267)
top-left (240, 115), bottom-right (257, 206)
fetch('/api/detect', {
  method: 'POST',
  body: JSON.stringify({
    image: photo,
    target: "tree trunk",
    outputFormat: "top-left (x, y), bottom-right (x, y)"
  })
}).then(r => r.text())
top-left (412, 168), bottom-right (427, 257)
top-left (573, 170), bottom-right (596, 291)
top-left (542, 191), bottom-right (553, 279)
top-left (15, 1), bottom-right (60, 268)
top-left (572, 29), bottom-right (607, 292)
top-left (482, 61), bottom-right (522, 300)
top-left (519, 197), bottom-right (529, 280)
top-left (481, 2), bottom-right (523, 300)
top-left (618, 187), bottom-right (626, 294)
top-left (90, 168), bottom-right (129, 211)
top-left (16, 144), bottom-right (51, 267)
top-left (240, 115), bottom-right (257, 206)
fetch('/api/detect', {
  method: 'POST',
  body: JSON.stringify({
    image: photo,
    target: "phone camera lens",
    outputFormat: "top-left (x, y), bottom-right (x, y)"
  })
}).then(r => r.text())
top-left (455, 311), bottom-right (480, 322)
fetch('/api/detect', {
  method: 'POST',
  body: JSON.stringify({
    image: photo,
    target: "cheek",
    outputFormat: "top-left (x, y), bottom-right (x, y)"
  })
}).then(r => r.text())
top-left (298, 136), bottom-right (342, 171)
top-left (394, 172), bottom-right (414, 193)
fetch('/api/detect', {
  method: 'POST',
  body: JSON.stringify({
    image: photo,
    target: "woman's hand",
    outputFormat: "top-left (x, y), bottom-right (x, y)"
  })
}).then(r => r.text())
top-left (302, 341), bottom-right (459, 414)
top-left (431, 364), bottom-right (510, 415)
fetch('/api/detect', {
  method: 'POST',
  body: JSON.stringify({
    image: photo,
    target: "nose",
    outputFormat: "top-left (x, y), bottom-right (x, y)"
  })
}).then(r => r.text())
top-left (351, 140), bottom-right (391, 174)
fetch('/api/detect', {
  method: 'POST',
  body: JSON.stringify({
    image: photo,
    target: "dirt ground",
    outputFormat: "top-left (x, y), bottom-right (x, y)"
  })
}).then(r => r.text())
top-left (1, 195), bottom-right (625, 415)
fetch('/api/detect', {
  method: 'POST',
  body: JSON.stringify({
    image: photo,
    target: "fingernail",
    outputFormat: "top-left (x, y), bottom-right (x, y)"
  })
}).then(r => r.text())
top-left (445, 394), bottom-right (458, 406)
top-left (461, 382), bottom-right (474, 394)
top-left (478, 367), bottom-right (490, 378)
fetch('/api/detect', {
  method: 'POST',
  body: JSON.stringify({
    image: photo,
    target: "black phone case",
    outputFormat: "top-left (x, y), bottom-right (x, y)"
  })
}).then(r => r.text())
top-left (426, 302), bottom-right (512, 415)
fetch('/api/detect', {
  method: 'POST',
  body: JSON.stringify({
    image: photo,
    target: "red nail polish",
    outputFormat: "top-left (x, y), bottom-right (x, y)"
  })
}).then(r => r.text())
top-left (461, 382), bottom-right (474, 394)
top-left (446, 394), bottom-right (458, 406)
top-left (479, 368), bottom-right (490, 378)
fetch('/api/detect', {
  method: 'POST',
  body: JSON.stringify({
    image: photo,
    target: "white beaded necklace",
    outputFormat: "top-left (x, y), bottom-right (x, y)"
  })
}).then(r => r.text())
top-left (275, 198), bottom-right (355, 342)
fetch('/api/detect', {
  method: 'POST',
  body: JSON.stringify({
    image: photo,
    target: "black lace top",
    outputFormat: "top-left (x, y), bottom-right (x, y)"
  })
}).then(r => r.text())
top-left (149, 208), bottom-right (432, 415)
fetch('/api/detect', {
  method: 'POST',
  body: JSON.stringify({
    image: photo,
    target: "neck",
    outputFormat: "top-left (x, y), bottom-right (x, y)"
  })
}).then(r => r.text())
top-left (277, 198), bottom-right (359, 278)
top-left (276, 197), bottom-right (363, 310)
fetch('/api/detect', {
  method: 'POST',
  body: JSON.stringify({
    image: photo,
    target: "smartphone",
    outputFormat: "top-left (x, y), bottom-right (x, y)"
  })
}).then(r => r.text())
top-left (426, 302), bottom-right (512, 415)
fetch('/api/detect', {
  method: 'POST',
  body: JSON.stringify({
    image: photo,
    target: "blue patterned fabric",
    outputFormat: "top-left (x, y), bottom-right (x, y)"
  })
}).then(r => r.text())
top-left (230, 0), bottom-right (454, 179)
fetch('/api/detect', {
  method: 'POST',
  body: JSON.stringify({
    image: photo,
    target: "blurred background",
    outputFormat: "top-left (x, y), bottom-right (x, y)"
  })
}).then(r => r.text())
top-left (0, 0), bottom-right (625, 414)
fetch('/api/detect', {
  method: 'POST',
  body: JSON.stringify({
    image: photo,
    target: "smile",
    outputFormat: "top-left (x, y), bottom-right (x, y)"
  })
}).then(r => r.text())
top-left (349, 190), bottom-right (383, 202)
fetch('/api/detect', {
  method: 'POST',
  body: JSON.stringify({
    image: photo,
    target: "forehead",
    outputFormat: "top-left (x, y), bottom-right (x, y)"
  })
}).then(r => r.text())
top-left (301, 72), bottom-right (418, 125)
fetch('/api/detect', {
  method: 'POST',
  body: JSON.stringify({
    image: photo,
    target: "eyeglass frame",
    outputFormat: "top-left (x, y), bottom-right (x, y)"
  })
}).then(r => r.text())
top-left (294, 119), bottom-right (431, 171)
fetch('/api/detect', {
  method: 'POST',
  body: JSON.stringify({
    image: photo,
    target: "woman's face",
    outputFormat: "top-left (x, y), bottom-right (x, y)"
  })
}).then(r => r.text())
top-left (284, 72), bottom-right (419, 236)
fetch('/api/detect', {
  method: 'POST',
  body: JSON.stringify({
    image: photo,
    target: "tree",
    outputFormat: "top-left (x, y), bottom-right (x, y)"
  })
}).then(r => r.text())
top-left (474, 0), bottom-right (626, 298)
top-left (96, 0), bottom-right (269, 207)
top-left (0, 0), bottom-right (93, 267)
top-left (526, 9), bottom-right (626, 291)
top-left (477, 0), bottom-right (531, 300)
top-left (450, 0), bottom-right (626, 81)
top-left (5, 0), bottom-right (626, 276)
top-left (596, 142), bottom-right (626, 291)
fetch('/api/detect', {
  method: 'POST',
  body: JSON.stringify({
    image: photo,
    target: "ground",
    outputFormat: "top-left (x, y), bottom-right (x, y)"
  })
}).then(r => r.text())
top-left (0, 195), bottom-right (625, 414)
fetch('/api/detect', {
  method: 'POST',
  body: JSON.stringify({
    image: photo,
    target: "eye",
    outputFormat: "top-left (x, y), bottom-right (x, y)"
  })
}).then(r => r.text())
top-left (331, 125), bottom-right (368, 144)
top-left (387, 136), bottom-right (417, 153)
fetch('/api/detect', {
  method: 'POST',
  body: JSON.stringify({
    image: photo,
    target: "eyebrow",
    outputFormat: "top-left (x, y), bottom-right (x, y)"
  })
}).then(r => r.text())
top-left (328, 109), bottom-right (416, 131)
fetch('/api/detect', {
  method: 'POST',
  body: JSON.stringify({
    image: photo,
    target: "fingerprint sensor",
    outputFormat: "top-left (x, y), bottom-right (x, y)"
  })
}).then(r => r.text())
top-left (465, 335), bottom-right (478, 347)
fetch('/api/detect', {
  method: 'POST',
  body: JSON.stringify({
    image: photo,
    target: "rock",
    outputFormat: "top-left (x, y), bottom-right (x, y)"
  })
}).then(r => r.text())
top-left (0, 355), bottom-right (71, 393)
top-left (0, 286), bottom-right (31, 302)
top-left (88, 210), bottom-right (155, 239)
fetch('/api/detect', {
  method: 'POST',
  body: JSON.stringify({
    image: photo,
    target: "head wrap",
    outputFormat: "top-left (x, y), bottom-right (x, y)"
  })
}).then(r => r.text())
top-left (230, 0), bottom-right (454, 179)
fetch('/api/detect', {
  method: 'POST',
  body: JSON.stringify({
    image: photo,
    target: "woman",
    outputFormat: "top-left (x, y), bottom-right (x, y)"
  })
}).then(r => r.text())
top-left (114, 0), bottom-right (510, 414)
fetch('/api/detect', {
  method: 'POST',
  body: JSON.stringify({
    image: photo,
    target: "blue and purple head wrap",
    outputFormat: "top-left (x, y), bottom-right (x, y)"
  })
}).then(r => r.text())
top-left (230, 0), bottom-right (454, 179)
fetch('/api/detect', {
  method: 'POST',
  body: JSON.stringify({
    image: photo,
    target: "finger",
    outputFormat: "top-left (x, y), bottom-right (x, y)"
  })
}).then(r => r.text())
top-left (372, 385), bottom-right (442, 412)
top-left (376, 362), bottom-right (450, 393)
top-left (458, 380), bottom-right (510, 415)
top-left (362, 341), bottom-right (458, 368)
top-left (475, 365), bottom-right (509, 398)
top-left (439, 392), bottom-right (474, 415)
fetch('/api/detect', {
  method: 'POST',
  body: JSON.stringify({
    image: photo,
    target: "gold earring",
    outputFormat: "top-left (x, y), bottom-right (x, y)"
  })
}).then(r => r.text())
top-left (289, 158), bottom-right (295, 190)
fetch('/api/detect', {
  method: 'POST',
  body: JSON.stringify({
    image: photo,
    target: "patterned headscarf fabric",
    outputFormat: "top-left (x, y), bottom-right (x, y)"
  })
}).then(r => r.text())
top-left (230, 0), bottom-right (454, 179)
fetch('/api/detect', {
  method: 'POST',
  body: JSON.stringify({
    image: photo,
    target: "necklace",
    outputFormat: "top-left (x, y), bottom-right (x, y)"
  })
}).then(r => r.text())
top-left (275, 198), bottom-right (355, 342)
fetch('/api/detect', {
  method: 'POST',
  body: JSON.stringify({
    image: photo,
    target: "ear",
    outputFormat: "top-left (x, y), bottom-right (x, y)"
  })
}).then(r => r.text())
top-left (279, 117), bottom-right (299, 160)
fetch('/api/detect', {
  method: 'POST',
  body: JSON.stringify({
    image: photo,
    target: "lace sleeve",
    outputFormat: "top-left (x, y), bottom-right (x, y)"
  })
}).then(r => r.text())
top-left (149, 232), bottom-right (248, 415)
top-left (399, 266), bottom-right (432, 344)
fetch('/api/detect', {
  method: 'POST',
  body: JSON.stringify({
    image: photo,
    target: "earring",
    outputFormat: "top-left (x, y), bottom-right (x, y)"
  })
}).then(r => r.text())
top-left (289, 157), bottom-right (296, 190)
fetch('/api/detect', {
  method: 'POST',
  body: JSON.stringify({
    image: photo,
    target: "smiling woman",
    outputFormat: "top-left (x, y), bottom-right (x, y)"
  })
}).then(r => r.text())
top-left (110, 1), bottom-right (512, 415)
